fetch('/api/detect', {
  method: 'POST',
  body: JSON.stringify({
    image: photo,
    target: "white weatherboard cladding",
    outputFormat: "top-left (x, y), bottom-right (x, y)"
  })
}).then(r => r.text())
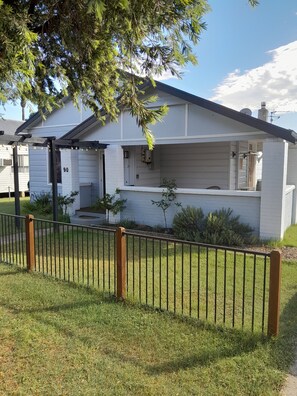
top-left (80, 92), bottom-right (271, 146)
top-left (159, 142), bottom-right (231, 189)
top-left (284, 186), bottom-right (295, 231)
top-left (25, 101), bottom-right (93, 138)
top-left (287, 145), bottom-right (297, 223)
top-left (28, 148), bottom-right (62, 197)
top-left (0, 145), bottom-right (29, 193)
top-left (120, 188), bottom-right (260, 234)
top-left (78, 150), bottom-right (100, 204)
top-left (121, 143), bottom-right (232, 189)
top-left (132, 146), bottom-right (161, 187)
top-left (260, 140), bottom-right (288, 240)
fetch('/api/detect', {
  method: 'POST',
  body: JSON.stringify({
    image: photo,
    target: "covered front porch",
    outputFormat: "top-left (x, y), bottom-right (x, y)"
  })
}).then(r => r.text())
top-left (101, 138), bottom-right (296, 240)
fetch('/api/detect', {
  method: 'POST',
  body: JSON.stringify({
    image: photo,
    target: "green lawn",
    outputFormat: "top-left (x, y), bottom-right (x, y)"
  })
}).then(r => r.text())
top-left (1, 223), bottom-right (271, 334)
top-left (279, 224), bottom-right (297, 247)
top-left (0, 196), bottom-right (29, 215)
top-left (0, 262), bottom-right (296, 395)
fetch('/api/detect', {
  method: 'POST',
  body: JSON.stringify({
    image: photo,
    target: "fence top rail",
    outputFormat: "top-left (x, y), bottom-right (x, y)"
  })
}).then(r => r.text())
top-left (32, 216), bottom-right (117, 234)
top-left (124, 229), bottom-right (271, 257)
top-left (0, 212), bottom-right (25, 220)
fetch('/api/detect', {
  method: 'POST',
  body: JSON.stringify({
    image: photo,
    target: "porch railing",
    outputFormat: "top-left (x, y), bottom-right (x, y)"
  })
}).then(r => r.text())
top-left (0, 213), bottom-right (281, 337)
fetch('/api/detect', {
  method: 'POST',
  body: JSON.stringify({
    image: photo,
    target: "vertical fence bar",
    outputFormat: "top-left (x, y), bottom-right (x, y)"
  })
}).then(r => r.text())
top-left (116, 227), bottom-right (126, 300)
top-left (25, 214), bottom-right (35, 272)
top-left (268, 250), bottom-right (282, 337)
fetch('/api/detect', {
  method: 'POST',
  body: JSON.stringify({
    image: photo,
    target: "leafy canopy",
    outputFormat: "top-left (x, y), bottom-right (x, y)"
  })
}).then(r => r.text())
top-left (0, 0), bottom-right (257, 148)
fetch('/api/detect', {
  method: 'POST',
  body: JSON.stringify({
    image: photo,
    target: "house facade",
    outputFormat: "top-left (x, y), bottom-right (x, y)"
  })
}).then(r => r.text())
top-left (0, 119), bottom-right (28, 196)
top-left (17, 82), bottom-right (297, 240)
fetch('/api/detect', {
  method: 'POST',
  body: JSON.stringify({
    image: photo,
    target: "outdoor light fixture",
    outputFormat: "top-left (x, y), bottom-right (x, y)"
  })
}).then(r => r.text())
top-left (124, 150), bottom-right (129, 158)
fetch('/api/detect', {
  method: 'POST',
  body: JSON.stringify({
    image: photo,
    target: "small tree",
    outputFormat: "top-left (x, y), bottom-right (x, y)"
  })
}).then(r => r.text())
top-left (94, 189), bottom-right (126, 223)
top-left (151, 178), bottom-right (181, 229)
top-left (58, 191), bottom-right (79, 215)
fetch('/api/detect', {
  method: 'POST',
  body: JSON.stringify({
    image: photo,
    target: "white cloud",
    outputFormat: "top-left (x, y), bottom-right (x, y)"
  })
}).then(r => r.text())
top-left (211, 41), bottom-right (297, 113)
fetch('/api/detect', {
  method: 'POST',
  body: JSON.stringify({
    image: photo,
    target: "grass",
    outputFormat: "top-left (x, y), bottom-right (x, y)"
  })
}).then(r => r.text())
top-left (279, 224), bottom-right (297, 247)
top-left (0, 261), bottom-right (296, 395)
top-left (1, 221), bottom-right (271, 334)
top-left (0, 196), bottom-right (30, 215)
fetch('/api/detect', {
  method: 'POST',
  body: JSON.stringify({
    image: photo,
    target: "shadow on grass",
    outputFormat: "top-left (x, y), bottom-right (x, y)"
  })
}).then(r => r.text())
top-left (0, 270), bottom-right (26, 276)
top-left (271, 291), bottom-right (297, 372)
top-left (0, 263), bottom-right (276, 375)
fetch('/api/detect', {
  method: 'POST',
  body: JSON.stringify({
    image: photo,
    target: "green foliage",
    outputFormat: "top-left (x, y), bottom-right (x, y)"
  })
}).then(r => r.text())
top-left (173, 206), bottom-right (205, 242)
top-left (94, 189), bottom-right (126, 223)
top-left (57, 191), bottom-right (79, 215)
top-left (117, 218), bottom-right (137, 229)
top-left (23, 192), bottom-right (52, 215)
top-left (151, 178), bottom-right (181, 229)
top-left (0, 0), bottom-right (208, 148)
top-left (173, 207), bottom-right (254, 246)
top-left (0, 1), bottom-right (258, 148)
top-left (22, 191), bottom-right (78, 220)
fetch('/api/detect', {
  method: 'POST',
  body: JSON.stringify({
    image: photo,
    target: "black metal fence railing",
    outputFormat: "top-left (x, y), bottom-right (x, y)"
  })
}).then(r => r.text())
top-left (0, 213), bottom-right (281, 337)
top-left (124, 231), bottom-right (271, 334)
top-left (0, 213), bottom-right (27, 268)
top-left (33, 218), bottom-right (116, 293)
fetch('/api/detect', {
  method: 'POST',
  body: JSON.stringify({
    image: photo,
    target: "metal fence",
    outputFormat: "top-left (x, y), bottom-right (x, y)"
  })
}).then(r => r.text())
top-left (0, 214), bottom-right (281, 336)
top-left (125, 230), bottom-right (274, 334)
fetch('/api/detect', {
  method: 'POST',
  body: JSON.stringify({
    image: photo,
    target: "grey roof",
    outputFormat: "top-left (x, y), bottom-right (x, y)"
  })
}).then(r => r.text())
top-left (15, 80), bottom-right (297, 143)
top-left (0, 119), bottom-right (24, 135)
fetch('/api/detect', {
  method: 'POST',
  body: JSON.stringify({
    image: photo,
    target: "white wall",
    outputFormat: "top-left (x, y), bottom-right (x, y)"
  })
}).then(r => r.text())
top-left (284, 186), bottom-right (295, 231)
top-left (0, 145), bottom-right (29, 194)
top-left (122, 143), bottom-right (233, 189)
top-left (287, 144), bottom-right (297, 223)
top-left (260, 140), bottom-right (288, 240)
top-left (120, 187), bottom-right (261, 234)
top-left (159, 142), bottom-right (231, 189)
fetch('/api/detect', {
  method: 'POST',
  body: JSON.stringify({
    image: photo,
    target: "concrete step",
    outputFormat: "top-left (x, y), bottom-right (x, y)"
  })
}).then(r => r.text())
top-left (75, 210), bottom-right (105, 218)
top-left (70, 212), bottom-right (106, 226)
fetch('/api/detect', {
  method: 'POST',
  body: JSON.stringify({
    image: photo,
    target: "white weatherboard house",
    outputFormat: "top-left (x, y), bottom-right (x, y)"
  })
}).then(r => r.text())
top-left (17, 81), bottom-right (297, 240)
top-left (0, 119), bottom-right (28, 196)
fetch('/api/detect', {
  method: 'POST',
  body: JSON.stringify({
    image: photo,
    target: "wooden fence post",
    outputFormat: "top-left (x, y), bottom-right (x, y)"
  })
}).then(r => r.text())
top-left (116, 227), bottom-right (126, 300)
top-left (268, 249), bottom-right (282, 337)
top-left (25, 214), bottom-right (35, 272)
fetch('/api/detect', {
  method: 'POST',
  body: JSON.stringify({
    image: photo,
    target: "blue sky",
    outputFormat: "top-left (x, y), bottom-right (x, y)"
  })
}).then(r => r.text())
top-left (2, 0), bottom-right (297, 130)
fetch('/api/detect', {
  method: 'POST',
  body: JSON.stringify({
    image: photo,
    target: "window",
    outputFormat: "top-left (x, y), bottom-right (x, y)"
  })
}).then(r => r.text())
top-left (48, 149), bottom-right (62, 184)
top-left (11, 155), bottom-right (29, 173)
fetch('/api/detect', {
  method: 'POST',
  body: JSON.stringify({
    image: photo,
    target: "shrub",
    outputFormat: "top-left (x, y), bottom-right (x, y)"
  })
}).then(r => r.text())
top-left (173, 206), bottom-right (205, 242)
top-left (203, 208), bottom-right (254, 246)
top-left (117, 219), bottom-right (137, 229)
top-left (23, 192), bottom-right (52, 214)
top-left (93, 189), bottom-right (126, 223)
top-left (23, 191), bottom-right (78, 221)
top-left (173, 206), bottom-right (254, 247)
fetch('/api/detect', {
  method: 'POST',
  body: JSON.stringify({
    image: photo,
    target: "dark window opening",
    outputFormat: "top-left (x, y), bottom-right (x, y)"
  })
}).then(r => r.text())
top-left (48, 149), bottom-right (62, 184)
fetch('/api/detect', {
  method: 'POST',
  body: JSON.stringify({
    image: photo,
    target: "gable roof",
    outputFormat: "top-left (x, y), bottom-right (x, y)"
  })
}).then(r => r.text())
top-left (0, 119), bottom-right (23, 135)
top-left (15, 96), bottom-right (71, 134)
top-left (16, 80), bottom-right (297, 143)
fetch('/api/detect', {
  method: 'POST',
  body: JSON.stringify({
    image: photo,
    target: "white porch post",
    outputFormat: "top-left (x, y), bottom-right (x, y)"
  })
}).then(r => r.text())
top-left (260, 140), bottom-right (288, 240)
top-left (61, 149), bottom-right (80, 215)
top-left (287, 145), bottom-right (297, 224)
top-left (104, 145), bottom-right (124, 223)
